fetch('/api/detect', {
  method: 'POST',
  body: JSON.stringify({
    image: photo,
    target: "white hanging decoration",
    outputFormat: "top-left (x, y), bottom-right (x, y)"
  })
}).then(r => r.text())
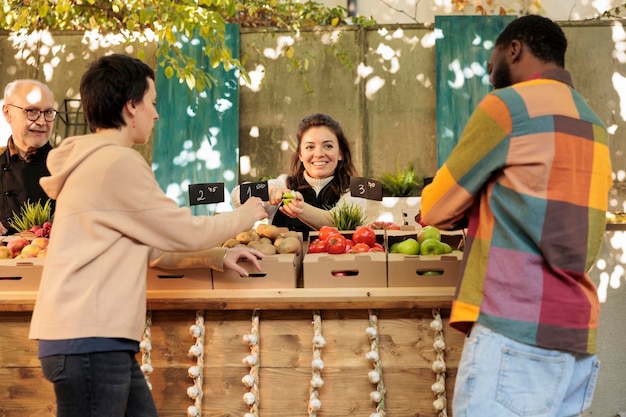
top-left (140, 310), bottom-right (153, 390)
top-left (366, 310), bottom-right (386, 417)
top-left (186, 310), bottom-right (205, 417)
top-left (308, 310), bottom-right (326, 417)
top-left (241, 310), bottom-right (260, 417)
top-left (430, 308), bottom-right (448, 417)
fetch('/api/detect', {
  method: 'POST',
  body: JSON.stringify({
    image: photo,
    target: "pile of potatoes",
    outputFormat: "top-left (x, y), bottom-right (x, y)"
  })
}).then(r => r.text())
top-left (221, 224), bottom-right (302, 255)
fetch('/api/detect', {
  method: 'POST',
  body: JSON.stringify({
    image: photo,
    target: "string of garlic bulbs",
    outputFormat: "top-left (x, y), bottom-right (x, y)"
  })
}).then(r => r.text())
top-left (308, 309), bottom-right (325, 416)
top-left (139, 310), bottom-right (153, 390)
top-left (366, 309), bottom-right (386, 417)
top-left (430, 308), bottom-right (448, 417)
top-left (187, 310), bottom-right (205, 417)
top-left (242, 310), bottom-right (260, 417)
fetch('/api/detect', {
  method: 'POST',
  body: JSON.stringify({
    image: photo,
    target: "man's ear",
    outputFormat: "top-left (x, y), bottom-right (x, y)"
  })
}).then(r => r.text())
top-left (510, 39), bottom-right (523, 63)
top-left (2, 105), bottom-right (10, 123)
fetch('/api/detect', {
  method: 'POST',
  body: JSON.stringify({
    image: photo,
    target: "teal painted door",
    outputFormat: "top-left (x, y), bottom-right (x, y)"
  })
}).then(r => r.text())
top-left (435, 15), bottom-right (515, 168)
top-left (153, 24), bottom-right (240, 215)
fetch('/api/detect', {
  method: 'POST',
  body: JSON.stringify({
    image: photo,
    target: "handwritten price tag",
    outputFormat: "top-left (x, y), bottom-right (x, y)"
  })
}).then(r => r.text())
top-left (349, 177), bottom-right (382, 201)
top-left (240, 181), bottom-right (270, 203)
top-left (188, 183), bottom-right (225, 206)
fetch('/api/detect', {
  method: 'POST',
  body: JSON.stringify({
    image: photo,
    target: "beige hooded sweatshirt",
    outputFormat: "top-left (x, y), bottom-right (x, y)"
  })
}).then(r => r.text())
top-left (29, 135), bottom-right (259, 342)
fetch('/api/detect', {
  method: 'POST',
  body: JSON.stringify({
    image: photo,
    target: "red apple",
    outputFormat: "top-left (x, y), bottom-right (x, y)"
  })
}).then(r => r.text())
top-left (7, 237), bottom-right (29, 257)
top-left (31, 237), bottom-right (49, 249)
top-left (20, 244), bottom-right (42, 258)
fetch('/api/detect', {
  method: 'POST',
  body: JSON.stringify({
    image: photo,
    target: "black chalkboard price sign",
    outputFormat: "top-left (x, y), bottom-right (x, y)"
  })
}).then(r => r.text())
top-left (349, 177), bottom-right (383, 201)
top-left (188, 183), bottom-right (225, 206)
top-left (239, 181), bottom-right (270, 204)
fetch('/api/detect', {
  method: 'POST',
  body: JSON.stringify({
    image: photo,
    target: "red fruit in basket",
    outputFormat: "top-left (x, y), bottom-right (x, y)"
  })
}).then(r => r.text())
top-left (352, 225), bottom-right (376, 247)
top-left (318, 225), bottom-right (339, 241)
top-left (350, 243), bottom-right (370, 253)
top-left (307, 239), bottom-right (327, 254)
top-left (344, 239), bottom-right (354, 253)
top-left (7, 237), bottom-right (29, 257)
top-left (370, 243), bottom-right (385, 252)
top-left (326, 233), bottom-right (347, 254)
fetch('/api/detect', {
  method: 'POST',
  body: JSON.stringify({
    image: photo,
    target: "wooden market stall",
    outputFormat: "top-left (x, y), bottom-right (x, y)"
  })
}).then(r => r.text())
top-left (0, 286), bottom-right (463, 417)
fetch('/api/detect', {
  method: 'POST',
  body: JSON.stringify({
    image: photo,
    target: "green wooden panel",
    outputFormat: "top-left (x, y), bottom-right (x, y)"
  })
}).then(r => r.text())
top-left (153, 24), bottom-right (240, 215)
top-left (435, 15), bottom-right (515, 168)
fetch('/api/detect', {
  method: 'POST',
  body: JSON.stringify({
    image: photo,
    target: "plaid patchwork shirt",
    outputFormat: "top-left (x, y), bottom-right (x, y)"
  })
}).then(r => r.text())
top-left (422, 68), bottom-right (612, 354)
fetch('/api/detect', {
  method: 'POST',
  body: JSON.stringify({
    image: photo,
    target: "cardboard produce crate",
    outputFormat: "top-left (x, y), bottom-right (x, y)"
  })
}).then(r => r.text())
top-left (0, 258), bottom-right (45, 291)
top-left (212, 250), bottom-right (303, 289)
top-left (146, 267), bottom-right (213, 290)
top-left (386, 229), bottom-right (464, 287)
top-left (303, 231), bottom-right (387, 288)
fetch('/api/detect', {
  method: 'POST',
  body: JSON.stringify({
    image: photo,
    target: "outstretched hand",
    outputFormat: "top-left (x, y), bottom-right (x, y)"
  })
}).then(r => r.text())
top-left (222, 246), bottom-right (264, 277)
top-left (279, 189), bottom-right (304, 218)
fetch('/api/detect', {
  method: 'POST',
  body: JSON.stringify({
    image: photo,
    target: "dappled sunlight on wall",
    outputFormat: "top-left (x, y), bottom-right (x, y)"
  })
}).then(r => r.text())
top-left (594, 230), bottom-right (626, 303)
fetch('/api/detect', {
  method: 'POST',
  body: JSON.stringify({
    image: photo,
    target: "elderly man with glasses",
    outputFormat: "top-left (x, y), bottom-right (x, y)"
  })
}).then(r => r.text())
top-left (1, 79), bottom-right (57, 235)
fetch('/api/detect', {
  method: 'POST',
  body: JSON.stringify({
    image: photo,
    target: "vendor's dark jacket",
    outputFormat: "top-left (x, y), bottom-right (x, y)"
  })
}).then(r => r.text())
top-left (0, 139), bottom-right (55, 234)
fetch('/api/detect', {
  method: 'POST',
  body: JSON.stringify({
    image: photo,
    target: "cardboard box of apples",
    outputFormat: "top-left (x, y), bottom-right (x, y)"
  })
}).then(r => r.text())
top-left (386, 226), bottom-right (464, 288)
top-left (0, 232), bottom-right (50, 292)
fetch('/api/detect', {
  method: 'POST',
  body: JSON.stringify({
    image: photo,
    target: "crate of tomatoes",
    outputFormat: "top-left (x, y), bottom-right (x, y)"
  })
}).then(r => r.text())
top-left (303, 225), bottom-right (387, 288)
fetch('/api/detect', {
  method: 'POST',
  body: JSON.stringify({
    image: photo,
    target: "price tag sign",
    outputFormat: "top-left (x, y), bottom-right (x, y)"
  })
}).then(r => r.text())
top-left (350, 177), bottom-right (383, 201)
top-left (188, 183), bottom-right (225, 206)
top-left (240, 181), bottom-right (270, 204)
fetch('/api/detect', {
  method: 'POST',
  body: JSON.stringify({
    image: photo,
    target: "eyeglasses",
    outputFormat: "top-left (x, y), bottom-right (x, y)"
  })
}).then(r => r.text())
top-left (6, 104), bottom-right (58, 122)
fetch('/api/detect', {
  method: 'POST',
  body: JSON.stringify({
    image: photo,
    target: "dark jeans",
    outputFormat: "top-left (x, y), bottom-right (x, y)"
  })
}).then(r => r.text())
top-left (41, 351), bottom-right (159, 417)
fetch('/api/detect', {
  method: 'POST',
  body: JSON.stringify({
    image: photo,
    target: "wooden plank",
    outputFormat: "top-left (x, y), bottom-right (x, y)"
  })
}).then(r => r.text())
top-left (0, 287), bottom-right (455, 312)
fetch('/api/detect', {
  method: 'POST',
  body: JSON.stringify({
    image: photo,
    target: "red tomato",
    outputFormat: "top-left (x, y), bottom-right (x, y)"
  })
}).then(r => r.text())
top-left (352, 225), bottom-right (376, 247)
top-left (369, 245), bottom-right (384, 252)
top-left (326, 233), bottom-right (347, 254)
top-left (307, 239), bottom-right (327, 254)
top-left (344, 239), bottom-right (355, 253)
top-left (318, 225), bottom-right (339, 241)
top-left (350, 243), bottom-right (370, 253)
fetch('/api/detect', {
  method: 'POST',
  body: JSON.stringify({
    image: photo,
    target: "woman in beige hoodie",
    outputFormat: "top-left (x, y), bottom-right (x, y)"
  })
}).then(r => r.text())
top-left (29, 54), bottom-right (267, 417)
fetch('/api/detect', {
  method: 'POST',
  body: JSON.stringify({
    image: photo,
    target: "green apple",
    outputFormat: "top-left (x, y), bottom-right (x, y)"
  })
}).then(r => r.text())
top-left (419, 238), bottom-right (443, 255)
top-left (389, 241), bottom-right (401, 253)
top-left (394, 238), bottom-right (420, 255)
top-left (417, 225), bottom-right (441, 244)
top-left (282, 190), bottom-right (297, 206)
top-left (439, 242), bottom-right (452, 254)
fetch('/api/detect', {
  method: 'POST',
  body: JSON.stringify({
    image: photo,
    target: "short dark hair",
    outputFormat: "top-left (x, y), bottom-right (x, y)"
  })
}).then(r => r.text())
top-left (80, 54), bottom-right (155, 132)
top-left (287, 113), bottom-right (358, 205)
top-left (496, 15), bottom-right (567, 67)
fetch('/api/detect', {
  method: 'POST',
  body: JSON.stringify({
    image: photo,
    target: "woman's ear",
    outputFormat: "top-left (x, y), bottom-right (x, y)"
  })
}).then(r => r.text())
top-left (125, 101), bottom-right (137, 116)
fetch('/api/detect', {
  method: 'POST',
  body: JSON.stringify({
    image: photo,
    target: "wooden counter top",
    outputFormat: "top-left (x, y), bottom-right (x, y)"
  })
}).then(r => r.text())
top-left (0, 286), bottom-right (455, 312)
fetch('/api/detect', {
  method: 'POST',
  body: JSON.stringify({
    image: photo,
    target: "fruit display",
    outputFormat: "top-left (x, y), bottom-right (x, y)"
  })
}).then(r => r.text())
top-left (220, 223), bottom-right (302, 255)
top-left (307, 225), bottom-right (384, 254)
top-left (1, 236), bottom-right (49, 259)
top-left (389, 226), bottom-right (458, 256)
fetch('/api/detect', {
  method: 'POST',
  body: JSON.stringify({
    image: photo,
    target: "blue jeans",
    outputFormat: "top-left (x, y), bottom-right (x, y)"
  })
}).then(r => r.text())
top-left (41, 351), bottom-right (158, 417)
top-left (453, 323), bottom-right (600, 417)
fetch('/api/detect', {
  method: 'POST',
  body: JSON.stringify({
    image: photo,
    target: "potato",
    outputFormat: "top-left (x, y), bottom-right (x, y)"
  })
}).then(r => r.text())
top-left (274, 236), bottom-right (302, 254)
top-left (258, 224), bottom-right (281, 239)
top-left (280, 231), bottom-right (302, 241)
top-left (222, 238), bottom-right (240, 248)
top-left (255, 243), bottom-right (277, 256)
top-left (236, 230), bottom-right (257, 244)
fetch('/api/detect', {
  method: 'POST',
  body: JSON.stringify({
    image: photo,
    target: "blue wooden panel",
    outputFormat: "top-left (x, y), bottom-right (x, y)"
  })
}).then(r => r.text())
top-left (153, 24), bottom-right (240, 215)
top-left (435, 15), bottom-right (515, 168)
